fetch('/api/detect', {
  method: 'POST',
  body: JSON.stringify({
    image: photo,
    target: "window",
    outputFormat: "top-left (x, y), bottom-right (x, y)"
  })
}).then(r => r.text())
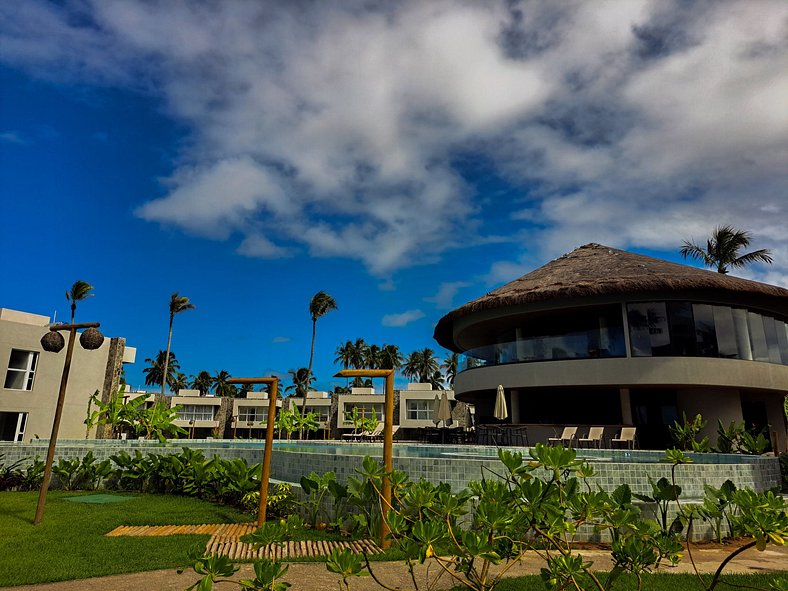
top-left (4, 350), bottom-right (38, 390)
top-left (406, 400), bottom-right (433, 420)
top-left (178, 404), bottom-right (215, 422)
top-left (238, 407), bottom-right (268, 422)
top-left (344, 403), bottom-right (383, 422)
top-left (304, 406), bottom-right (330, 422)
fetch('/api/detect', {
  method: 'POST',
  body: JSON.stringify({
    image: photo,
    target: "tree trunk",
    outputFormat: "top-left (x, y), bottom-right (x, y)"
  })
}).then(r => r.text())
top-left (300, 319), bottom-right (317, 439)
top-left (162, 315), bottom-right (174, 396)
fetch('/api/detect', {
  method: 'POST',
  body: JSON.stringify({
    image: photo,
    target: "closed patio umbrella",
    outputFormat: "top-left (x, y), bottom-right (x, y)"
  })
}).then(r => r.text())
top-left (437, 390), bottom-right (452, 427)
top-left (494, 385), bottom-right (508, 421)
top-left (431, 394), bottom-right (441, 426)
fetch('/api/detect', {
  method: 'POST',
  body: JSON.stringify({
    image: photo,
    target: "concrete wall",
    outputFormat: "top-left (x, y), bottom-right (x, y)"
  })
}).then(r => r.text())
top-left (0, 310), bottom-right (129, 441)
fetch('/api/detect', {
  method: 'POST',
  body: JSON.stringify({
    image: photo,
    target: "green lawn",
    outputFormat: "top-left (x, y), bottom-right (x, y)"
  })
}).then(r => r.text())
top-left (0, 491), bottom-right (249, 587)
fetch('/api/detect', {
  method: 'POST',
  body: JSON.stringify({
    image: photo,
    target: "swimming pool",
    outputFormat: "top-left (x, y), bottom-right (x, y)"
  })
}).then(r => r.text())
top-left (2, 439), bottom-right (780, 499)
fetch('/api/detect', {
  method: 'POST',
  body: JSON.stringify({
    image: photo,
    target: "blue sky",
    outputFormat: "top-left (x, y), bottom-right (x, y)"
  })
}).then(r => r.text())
top-left (1, 1), bottom-right (786, 393)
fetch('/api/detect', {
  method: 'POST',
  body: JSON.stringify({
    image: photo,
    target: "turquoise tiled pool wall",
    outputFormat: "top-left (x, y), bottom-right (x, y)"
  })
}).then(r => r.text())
top-left (1, 440), bottom-right (780, 498)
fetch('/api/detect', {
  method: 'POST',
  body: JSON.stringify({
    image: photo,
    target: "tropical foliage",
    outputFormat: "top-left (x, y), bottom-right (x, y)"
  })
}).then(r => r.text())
top-left (402, 348), bottom-right (442, 387)
top-left (85, 389), bottom-right (186, 442)
top-left (680, 225), bottom-right (773, 274)
top-left (212, 369), bottom-right (238, 397)
top-left (161, 292), bottom-right (195, 395)
top-left (301, 291), bottom-right (337, 428)
top-left (65, 280), bottom-right (94, 323)
top-left (143, 350), bottom-right (181, 391)
top-left (285, 367), bottom-right (316, 398)
top-left (190, 370), bottom-right (213, 396)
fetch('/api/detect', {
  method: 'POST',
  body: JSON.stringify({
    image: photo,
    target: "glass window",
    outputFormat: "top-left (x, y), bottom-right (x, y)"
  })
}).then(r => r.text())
top-left (178, 404), bottom-right (216, 421)
top-left (4, 350), bottom-right (38, 391)
top-left (304, 406), bottom-right (330, 422)
top-left (731, 308), bottom-right (753, 360)
top-left (238, 407), bottom-right (268, 422)
top-left (344, 403), bottom-right (383, 422)
top-left (776, 321), bottom-right (788, 364)
top-left (693, 304), bottom-right (718, 357)
top-left (667, 302), bottom-right (696, 356)
top-left (627, 303), bottom-right (670, 356)
top-left (406, 400), bottom-right (433, 420)
top-left (713, 306), bottom-right (738, 358)
top-left (762, 316), bottom-right (782, 364)
top-left (748, 313), bottom-right (769, 362)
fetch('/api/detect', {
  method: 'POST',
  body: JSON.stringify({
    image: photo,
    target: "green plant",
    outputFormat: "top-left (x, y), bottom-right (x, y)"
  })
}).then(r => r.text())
top-left (300, 471), bottom-right (338, 528)
top-left (715, 420), bottom-right (769, 455)
top-left (326, 547), bottom-right (368, 591)
top-left (241, 483), bottom-right (296, 519)
top-left (698, 480), bottom-right (739, 543)
top-left (670, 412), bottom-right (710, 452)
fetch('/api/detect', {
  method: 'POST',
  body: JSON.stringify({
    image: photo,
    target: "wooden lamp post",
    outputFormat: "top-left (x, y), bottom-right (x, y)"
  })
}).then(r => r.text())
top-left (35, 321), bottom-right (104, 525)
top-left (334, 369), bottom-right (394, 549)
top-left (227, 376), bottom-right (278, 526)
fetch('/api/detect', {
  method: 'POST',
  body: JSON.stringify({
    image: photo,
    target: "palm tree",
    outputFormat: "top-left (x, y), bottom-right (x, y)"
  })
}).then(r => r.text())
top-left (442, 353), bottom-right (459, 388)
top-left (143, 350), bottom-right (180, 390)
top-left (379, 344), bottom-right (404, 371)
top-left (365, 344), bottom-right (382, 369)
top-left (300, 291), bottom-right (337, 421)
top-left (161, 293), bottom-right (195, 396)
top-left (680, 225), bottom-right (773, 274)
top-left (190, 370), bottom-right (213, 396)
top-left (403, 348), bottom-right (441, 384)
top-left (348, 338), bottom-right (369, 369)
top-left (65, 280), bottom-right (94, 323)
top-left (212, 370), bottom-right (236, 397)
top-left (287, 367), bottom-right (316, 398)
top-left (170, 372), bottom-right (189, 394)
top-left (335, 341), bottom-right (355, 370)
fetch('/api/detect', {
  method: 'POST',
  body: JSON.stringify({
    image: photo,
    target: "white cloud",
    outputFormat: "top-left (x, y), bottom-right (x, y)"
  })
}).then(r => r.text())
top-left (271, 336), bottom-right (291, 344)
top-left (382, 309), bottom-right (425, 327)
top-left (2, 0), bottom-right (787, 281)
top-left (426, 281), bottom-right (470, 310)
top-left (0, 131), bottom-right (26, 144)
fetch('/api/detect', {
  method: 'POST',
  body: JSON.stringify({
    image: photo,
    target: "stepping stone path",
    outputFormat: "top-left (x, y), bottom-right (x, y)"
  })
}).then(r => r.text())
top-left (106, 523), bottom-right (383, 561)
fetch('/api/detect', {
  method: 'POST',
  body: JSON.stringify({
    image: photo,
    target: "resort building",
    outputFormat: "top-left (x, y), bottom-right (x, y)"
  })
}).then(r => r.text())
top-left (170, 389), bottom-right (227, 438)
top-left (398, 383), bottom-right (458, 429)
top-left (434, 244), bottom-right (788, 450)
top-left (284, 391), bottom-right (332, 437)
top-left (336, 387), bottom-right (385, 432)
top-left (232, 391), bottom-right (284, 438)
top-left (0, 308), bottom-right (135, 442)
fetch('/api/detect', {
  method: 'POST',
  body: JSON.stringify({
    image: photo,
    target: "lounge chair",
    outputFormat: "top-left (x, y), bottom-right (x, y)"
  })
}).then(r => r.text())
top-left (612, 427), bottom-right (637, 449)
top-left (361, 423), bottom-right (385, 442)
top-left (578, 426), bottom-right (605, 449)
top-left (341, 427), bottom-right (366, 442)
top-left (548, 426), bottom-right (577, 447)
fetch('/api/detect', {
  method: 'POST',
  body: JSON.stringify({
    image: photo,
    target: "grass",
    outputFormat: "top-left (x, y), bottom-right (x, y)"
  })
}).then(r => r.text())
top-left (0, 490), bottom-right (249, 587)
top-left (458, 573), bottom-right (788, 590)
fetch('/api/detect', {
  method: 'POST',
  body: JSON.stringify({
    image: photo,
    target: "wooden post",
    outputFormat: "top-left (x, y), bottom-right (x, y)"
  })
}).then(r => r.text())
top-left (229, 377), bottom-right (279, 526)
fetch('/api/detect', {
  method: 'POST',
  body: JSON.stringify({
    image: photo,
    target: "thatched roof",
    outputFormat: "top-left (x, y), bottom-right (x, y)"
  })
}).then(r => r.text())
top-left (434, 243), bottom-right (788, 349)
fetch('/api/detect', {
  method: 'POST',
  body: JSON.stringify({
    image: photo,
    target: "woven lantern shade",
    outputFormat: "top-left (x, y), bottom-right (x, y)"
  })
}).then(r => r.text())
top-left (40, 331), bottom-right (65, 353)
top-left (79, 327), bottom-right (105, 350)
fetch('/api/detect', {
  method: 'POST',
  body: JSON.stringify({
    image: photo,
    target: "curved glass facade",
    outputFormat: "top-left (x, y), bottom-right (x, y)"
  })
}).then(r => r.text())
top-left (458, 301), bottom-right (788, 372)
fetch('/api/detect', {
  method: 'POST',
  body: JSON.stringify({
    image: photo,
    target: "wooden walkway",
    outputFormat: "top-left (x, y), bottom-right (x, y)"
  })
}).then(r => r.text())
top-left (106, 523), bottom-right (382, 561)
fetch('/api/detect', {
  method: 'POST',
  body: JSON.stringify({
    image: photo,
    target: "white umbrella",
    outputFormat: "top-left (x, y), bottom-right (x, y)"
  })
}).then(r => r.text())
top-left (437, 390), bottom-right (452, 427)
top-left (431, 394), bottom-right (441, 426)
top-left (494, 385), bottom-right (508, 421)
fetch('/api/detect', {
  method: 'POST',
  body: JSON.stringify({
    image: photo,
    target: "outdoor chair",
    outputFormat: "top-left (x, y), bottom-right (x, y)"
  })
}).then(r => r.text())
top-left (548, 426), bottom-right (577, 447)
top-left (509, 425), bottom-right (529, 447)
top-left (612, 427), bottom-right (637, 449)
top-left (341, 428), bottom-right (361, 442)
top-left (360, 423), bottom-right (384, 442)
top-left (365, 424), bottom-right (397, 442)
top-left (578, 427), bottom-right (605, 448)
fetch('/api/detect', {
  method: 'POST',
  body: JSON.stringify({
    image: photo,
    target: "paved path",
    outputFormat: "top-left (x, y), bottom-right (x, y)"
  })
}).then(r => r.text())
top-left (7, 545), bottom-right (787, 591)
top-left (107, 523), bottom-right (382, 560)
